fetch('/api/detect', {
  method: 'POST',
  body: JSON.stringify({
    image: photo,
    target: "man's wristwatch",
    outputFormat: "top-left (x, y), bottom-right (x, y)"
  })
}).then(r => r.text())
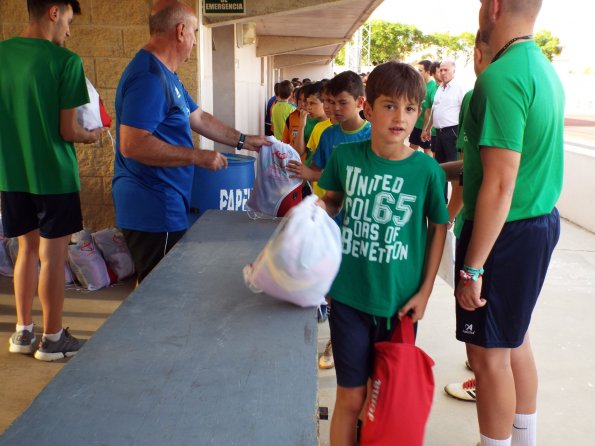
top-left (236, 133), bottom-right (246, 150)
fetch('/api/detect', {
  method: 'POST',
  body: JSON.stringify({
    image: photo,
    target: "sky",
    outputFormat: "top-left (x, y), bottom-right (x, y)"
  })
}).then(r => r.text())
top-left (370, 0), bottom-right (589, 69)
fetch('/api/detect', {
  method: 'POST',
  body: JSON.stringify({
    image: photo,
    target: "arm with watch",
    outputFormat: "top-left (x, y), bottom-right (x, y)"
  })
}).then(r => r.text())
top-left (455, 146), bottom-right (521, 311)
top-left (189, 108), bottom-right (271, 153)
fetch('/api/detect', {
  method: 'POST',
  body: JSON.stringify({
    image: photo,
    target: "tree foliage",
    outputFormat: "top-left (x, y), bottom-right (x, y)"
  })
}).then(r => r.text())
top-left (369, 20), bottom-right (426, 65)
top-left (534, 29), bottom-right (562, 61)
top-left (335, 20), bottom-right (562, 68)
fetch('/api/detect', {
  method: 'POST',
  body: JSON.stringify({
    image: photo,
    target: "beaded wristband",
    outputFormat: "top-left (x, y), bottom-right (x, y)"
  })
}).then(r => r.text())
top-left (459, 264), bottom-right (484, 284)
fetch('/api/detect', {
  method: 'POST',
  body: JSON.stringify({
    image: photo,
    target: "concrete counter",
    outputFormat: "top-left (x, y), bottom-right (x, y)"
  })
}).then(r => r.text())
top-left (0, 211), bottom-right (319, 446)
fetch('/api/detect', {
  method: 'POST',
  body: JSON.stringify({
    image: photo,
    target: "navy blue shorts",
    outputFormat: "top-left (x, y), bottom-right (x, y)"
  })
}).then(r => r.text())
top-left (1, 191), bottom-right (83, 239)
top-left (329, 300), bottom-right (413, 388)
top-left (409, 127), bottom-right (431, 150)
top-left (455, 208), bottom-right (560, 348)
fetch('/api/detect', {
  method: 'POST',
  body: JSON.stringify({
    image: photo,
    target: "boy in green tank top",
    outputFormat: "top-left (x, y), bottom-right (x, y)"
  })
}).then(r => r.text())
top-left (317, 62), bottom-right (449, 444)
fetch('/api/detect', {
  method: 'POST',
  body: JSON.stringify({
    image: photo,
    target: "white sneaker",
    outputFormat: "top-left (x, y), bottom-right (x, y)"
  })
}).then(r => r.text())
top-left (318, 340), bottom-right (334, 369)
top-left (444, 377), bottom-right (476, 402)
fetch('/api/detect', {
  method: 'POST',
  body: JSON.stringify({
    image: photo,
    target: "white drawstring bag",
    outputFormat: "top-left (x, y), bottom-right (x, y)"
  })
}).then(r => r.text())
top-left (92, 228), bottom-right (135, 281)
top-left (77, 78), bottom-right (102, 131)
top-left (246, 136), bottom-right (303, 218)
top-left (437, 229), bottom-right (456, 289)
top-left (243, 195), bottom-right (342, 307)
top-left (68, 230), bottom-right (110, 291)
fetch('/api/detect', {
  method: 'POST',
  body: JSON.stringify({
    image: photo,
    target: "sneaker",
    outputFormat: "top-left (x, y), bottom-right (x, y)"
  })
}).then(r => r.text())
top-left (317, 303), bottom-right (328, 323)
top-left (318, 339), bottom-right (334, 369)
top-left (444, 377), bottom-right (476, 402)
top-left (34, 328), bottom-right (85, 362)
top-left (9, 328), bottom-right (37, 354)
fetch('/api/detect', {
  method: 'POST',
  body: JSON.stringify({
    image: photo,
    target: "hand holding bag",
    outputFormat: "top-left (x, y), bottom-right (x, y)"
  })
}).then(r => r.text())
top-left (360, 316), bottom-right (435, 446)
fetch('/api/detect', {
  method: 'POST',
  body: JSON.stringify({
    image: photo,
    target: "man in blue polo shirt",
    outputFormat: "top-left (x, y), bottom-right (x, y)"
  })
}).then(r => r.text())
top-left (114, 0), bottom-right (268, 283)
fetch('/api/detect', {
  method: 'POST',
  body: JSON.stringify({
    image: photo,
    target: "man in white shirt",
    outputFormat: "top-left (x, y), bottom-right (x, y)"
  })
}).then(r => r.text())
top-left (422, 60), bottom-right (466, 164)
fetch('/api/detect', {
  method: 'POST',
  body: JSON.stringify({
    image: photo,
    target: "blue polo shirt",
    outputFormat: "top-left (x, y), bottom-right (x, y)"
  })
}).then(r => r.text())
top-left (113, 50), bottom-right (198, 232)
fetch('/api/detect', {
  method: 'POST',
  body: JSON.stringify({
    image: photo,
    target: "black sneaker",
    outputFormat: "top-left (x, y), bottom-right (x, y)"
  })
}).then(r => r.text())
top-left (9, 327), bottom-right (37, 354)
top-left (34, 328), bottom-right (85, 362)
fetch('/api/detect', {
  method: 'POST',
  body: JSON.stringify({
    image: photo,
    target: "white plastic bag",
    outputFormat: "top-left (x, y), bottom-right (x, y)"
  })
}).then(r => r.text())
top-left (243, 195), bottom-right (342, 307)
top-left (68, 230), bottom-right (110, 291)
top-left (77, 78), bottom-right (102, 131)
top-left (246, 136), bottom-right (303, 217)
top-left (438, 229), bottom-right (456, 289)
top-left (92, 228), bottom-right (134, 281)
top-left (0, 240), bottom-right (13, 277)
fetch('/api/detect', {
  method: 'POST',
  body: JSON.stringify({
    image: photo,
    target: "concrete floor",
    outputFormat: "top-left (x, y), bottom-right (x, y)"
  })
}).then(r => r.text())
top-left (1, 221), bottom-right (594, 445)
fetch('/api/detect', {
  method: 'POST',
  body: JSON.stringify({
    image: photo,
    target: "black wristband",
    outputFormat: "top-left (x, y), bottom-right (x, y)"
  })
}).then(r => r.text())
top-left (236, 133), bottom-right (246, 150)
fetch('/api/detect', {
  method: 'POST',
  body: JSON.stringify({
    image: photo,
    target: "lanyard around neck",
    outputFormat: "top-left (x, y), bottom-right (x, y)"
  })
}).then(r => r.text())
top-left (491, 35), bottom-right (533, 63)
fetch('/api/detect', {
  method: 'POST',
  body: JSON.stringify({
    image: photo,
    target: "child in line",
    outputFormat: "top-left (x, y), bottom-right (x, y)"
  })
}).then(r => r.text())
top-left (270, 80), bottom-right (295, 140)
top-left (282, 86), bottom-right (318, 162)
top-left (316, 61), bottom-right (448, 445)
top-left (286, 70), bottom-right (370, 199)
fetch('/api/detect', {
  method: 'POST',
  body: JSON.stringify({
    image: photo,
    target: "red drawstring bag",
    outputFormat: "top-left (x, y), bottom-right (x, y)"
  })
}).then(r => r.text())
top-left (99, 98), bottom-right (112, 128)
top-left (360, 316), bottom-right (435, 446)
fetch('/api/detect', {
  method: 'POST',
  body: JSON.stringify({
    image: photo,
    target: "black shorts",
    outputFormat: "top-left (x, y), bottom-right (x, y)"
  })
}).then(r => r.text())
top-left (121, 228), bottom-right (186, 283)
top-left (455, 208), bottom-right (560, 348)
top-left (0, 191), bottom-right (83, 239)
top-left (409, 127), bottom-right (431, 150)
top-left (329, 300), bottom-right (413, 387)
top-left (434, 126), bottom-right (458, 163)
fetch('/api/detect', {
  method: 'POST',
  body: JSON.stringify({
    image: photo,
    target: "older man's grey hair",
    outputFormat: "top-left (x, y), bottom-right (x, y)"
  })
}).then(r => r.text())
top-left (149, 1), bottom-right (191, 35)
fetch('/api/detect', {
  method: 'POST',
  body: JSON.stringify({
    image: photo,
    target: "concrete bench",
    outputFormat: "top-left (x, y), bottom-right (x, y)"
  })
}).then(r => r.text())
top-left (0, 211), bottom-right (319, 446)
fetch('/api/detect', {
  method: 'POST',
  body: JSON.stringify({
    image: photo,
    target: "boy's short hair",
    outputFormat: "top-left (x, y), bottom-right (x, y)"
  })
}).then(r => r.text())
top-left (303, 81), bottom-right (324, 101)
top-left (277, 80), bottom-right (294, 100)
top-left (430, 61), bottom-right (441, 76)
top-left (27, 0), bottom-right (81, 19)
top-left (365, 61), bottom-right (425, 108)
top-left (273, 82), bottom-right (280, 96)
top-left (417, 59), bottom-right (432, 72)
top-left (327, 71), bottom-right (365, 100)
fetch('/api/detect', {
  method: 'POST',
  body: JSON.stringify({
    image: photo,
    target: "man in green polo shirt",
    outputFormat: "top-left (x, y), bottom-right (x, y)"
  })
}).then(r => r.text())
top-left (0, 0), bottom-right (102, 361)
top-left (455, 1), bottom-right (564, 445)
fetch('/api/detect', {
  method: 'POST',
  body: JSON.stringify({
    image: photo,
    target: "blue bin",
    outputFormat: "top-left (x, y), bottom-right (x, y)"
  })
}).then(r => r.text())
top-left (189, 153), bottom-right (255, 224)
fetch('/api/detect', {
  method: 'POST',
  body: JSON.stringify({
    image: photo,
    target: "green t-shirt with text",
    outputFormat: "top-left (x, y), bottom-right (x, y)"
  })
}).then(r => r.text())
top-left (462, 41), bottom-right (565, 222)
top-left (0, 37), bottom-right (89, 194)
top-left (319, 141), bottom-right (449, 317)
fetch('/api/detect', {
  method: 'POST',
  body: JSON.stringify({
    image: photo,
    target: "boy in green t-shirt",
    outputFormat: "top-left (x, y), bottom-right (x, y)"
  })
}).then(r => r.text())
top-left (317, 61), bottom-right (449, 444)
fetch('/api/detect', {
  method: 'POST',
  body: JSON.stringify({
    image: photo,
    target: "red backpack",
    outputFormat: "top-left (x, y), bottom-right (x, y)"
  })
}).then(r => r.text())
top-left (360, 316), bottom-right (435, 446)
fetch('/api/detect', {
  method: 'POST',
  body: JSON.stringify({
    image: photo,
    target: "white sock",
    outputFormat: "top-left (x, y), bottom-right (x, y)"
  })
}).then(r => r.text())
top-left (512, 413), bottom-right (537, 446)
top-left (16, 323), bottom-right (34, 333)
top-left (480, 434), bottom-right (512, 446)
top-left (43, 328), bottom-right (63, 342)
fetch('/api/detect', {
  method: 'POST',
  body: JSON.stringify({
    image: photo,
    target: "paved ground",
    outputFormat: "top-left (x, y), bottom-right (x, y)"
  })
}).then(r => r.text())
top-left (1, 118), bottom-right (594, 444)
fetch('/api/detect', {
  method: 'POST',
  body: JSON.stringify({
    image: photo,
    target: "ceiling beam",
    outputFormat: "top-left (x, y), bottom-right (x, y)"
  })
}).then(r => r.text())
top-left (257, 36), bottom-right (346, 57)
top-left (273, 54), bottom-right (331, 68)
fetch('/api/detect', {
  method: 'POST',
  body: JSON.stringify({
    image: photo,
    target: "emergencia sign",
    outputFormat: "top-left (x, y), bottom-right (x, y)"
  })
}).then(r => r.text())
top-left (204, 0), bottom-right (245, 14)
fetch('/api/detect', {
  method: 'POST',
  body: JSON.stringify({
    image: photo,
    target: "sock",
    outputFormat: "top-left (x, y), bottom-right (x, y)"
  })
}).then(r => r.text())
top-left (480, 434), bottom-right (512, 446)
top-left (512, 413), bottom-right (537, 446)
top-left (16, 323), bottom-right (34, 332)
top-left (43, 328), bottom-right (63, 342)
